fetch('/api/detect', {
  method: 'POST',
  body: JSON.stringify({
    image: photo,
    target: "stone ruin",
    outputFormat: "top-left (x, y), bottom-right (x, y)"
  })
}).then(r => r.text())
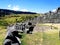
top-left (3, 22), bottom-right (36, 45)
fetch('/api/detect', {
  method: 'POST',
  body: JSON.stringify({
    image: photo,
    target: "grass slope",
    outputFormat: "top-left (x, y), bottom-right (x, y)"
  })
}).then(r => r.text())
top-left (0, 14), bottom-right (60, 45)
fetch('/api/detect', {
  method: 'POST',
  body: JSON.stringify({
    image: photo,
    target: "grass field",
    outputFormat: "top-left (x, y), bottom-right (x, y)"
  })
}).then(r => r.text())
top-left (0, 23), bottom-right (60, 45)
top-left (43, 30), bottom-right (59, 45)
top-left (0, 28), bottom-right (6, 45)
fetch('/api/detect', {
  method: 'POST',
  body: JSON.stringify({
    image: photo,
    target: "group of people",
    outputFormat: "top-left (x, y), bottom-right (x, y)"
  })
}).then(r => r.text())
top-left (3, 22), bottom-right (35, 45)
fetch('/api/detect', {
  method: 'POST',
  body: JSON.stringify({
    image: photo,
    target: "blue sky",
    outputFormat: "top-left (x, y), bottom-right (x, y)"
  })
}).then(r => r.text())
top-left (0, 0), bottom-right (60, 13)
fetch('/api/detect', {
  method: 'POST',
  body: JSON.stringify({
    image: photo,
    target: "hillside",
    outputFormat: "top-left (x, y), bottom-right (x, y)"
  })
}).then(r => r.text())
top-left (0, 9), bottom-right (37, 17)
top-left (0, 8), bottom-right (60, 45)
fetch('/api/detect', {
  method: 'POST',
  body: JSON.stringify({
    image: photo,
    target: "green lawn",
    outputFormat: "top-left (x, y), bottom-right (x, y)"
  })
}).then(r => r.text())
top-left (21, 32), bottom-right (42, 45)
top-left (43, 30), bottom-right (60, 45)
top-left (0, 28), bottom-right (6, 45)
top-left (0, 23), bottom-right (60, 45)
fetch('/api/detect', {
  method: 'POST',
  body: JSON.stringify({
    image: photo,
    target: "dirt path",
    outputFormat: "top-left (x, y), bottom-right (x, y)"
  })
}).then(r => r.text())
top-left (33, 24), bottom-right (55, 33)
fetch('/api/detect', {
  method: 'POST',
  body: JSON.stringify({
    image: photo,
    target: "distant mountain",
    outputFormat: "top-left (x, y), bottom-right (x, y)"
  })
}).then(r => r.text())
top-left (0, 9), bottom-right (37, 17)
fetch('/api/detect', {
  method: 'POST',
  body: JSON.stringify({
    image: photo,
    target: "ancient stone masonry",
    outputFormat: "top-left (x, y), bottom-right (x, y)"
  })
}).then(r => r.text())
top-left (3, 21), bottom-right (36, 45)
top-left (36, 7), bottom-right (60, 23)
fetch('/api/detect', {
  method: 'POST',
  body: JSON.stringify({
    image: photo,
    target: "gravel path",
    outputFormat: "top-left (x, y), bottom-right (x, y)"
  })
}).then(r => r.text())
top-left (33, 24), bottom-right (53, 33)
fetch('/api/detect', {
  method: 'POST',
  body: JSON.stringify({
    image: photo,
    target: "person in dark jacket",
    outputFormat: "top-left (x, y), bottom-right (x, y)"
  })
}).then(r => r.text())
top-left (27, 22), bottom-right (35, 34)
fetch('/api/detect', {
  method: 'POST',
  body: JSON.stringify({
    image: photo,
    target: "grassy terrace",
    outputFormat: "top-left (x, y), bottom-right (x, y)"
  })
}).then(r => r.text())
top-left (0, 14), bottom-right (60, 45)
top-left (0, 23), bottom-right (60, 45)
top-left (0, 14), bottom-right (40, 25)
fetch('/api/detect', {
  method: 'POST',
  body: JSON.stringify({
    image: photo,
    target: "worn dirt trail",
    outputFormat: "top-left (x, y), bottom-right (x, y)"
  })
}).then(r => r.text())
top-left (33, 24), bottom-right (54, 33)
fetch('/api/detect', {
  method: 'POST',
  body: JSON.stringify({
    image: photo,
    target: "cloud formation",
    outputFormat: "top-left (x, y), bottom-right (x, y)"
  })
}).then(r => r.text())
top-left (8, 4), bottom-right (11, 8)
top-left (12, 5), bottom-right (20, 11)
top-left (7, 4), bottom-right (11, 9)
top-left (52, 9), bottom-right (56, 12)
top-left (7, 4), bottom-right (29, 11)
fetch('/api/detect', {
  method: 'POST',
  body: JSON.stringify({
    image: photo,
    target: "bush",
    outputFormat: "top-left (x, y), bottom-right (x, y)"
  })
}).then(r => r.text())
top-left (0, 20), bottom-right (8, 26)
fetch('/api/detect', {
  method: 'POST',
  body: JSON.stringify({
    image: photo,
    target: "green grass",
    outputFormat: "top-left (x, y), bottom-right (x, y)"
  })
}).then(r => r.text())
top-left (0, 28), bottom-right (60, 45)
top-left (0, 28), bottom-right (42, 45)
top-left (0, 21), bottom-right (60, 45)
top-left (0, 28), bottom-right (6, 45)
top-left (21, 30), bottom-right (60, 45)
top-left (21, 32), bottom-right (42, 45)
top-left (0, 14), bottom-right (40, 26)
top-left (43, 30), bottom-right (60, 45)
top-left (0, 14), bottom-right (41, 45)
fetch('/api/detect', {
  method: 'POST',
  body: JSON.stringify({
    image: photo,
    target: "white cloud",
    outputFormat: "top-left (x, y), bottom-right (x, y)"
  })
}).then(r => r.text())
top-left (7, 4), bottom-right (29, 11)
top-left (52, 9), bottom-right (56, 12)
top-left (12, 5), bottom-right (20, 11)
top-left (7, 5), bottom-right (20, 11)
top-left (7, 4), bottom-right (11, 9)
top-left (8, 4), bottom-right (11, 8)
